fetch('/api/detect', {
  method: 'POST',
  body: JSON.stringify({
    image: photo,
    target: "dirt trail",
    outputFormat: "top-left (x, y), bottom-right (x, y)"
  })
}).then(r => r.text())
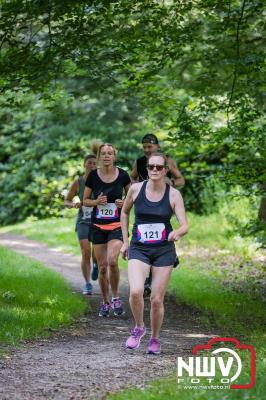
top-left (0, 233), bottom-right (218, 400)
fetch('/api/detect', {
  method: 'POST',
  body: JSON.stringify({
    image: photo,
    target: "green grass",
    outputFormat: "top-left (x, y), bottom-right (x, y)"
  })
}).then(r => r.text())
top-left (177, 213), bottom-right (259, 259)
top-left (168, 260), bottom-right (265, 331)
top-left (108, 366), bottom-right (265, 400)
top-left (0, 203), bottom-right (253, 273)
top-left (0, 199), bottom-right (261, 271)
top-left (1, 200), bottom-right (260, 259)
top-left (0, 246), bottom-right (87, 345)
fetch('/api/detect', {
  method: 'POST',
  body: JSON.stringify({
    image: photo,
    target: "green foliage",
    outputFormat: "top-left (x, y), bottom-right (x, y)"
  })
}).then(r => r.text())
top-left (1, 1), bottom-right (264, 103)
top-left (221, 191), bottom-right (266, 248)
top-left (0, 90), bottom-right (142, 224)
top-left (239, 219), bottom-right (266, 248)
top-left (0, 0), bottom-right (265, 242)
top-left (0, 246), bottom-right (86, 345)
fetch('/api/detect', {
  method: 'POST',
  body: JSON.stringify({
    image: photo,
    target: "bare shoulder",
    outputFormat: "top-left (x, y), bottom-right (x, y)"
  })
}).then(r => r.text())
top-left (130, 181), bottom-right (144, 201)
top-left (169, 185), bottom-right (180, 197)
top-left (169, 186), bottom-right (183, 207)
top-left (70, 178), bottom-right (79, 191)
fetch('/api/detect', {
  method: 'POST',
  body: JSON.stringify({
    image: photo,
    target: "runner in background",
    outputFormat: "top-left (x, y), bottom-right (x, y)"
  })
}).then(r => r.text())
top-left (83, 143), bottom-right (131, 317)
top-left (131, 133), bottom-right (185, 296)
top-left (121, 152), bottom-right (188, 354)
top-left (65, 154), bottom-right (99, 295)
top-left (131, 133), bottom-right (185, 187)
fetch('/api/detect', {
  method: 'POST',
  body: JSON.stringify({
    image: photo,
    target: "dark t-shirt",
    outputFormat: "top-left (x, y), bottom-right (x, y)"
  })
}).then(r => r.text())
top-left (136, 156), bottom-right (149, 181)
top-left (85, 167), bottom-right (131, 225)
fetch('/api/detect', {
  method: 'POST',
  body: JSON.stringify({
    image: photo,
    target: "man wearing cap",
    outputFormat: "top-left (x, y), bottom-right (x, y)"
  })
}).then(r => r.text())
top-left (130, 133), bottom-right (185, 296)
top-left (131, 134), bottom-right (185, 187)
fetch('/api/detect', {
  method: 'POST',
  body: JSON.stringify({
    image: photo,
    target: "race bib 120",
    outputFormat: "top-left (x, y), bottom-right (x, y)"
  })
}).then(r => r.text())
top-left (96, 203), bottom-right (119, 220)
top-left (137, 223), bottom-right (166, 244)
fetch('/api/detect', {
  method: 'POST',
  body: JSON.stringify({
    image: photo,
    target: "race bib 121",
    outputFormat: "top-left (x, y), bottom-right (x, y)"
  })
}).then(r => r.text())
top-left (137, 223), bottom-right (166, 244)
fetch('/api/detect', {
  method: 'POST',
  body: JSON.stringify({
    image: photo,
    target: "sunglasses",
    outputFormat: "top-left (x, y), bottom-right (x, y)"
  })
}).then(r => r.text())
top-left (147, 164), bottom-right (165, 171)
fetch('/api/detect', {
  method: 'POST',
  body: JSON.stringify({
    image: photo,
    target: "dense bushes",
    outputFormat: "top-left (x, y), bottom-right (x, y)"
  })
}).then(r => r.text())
top-left (0, 91), bottom-right (265, 250)
top-left (0, 92), bottom-right (141, 225)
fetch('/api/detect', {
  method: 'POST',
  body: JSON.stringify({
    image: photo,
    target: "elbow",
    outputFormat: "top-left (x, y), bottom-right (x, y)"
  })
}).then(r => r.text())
top-left (121, 210), bottom-right (129, 220)
top-left (181, 222), bottom-right (189, 235)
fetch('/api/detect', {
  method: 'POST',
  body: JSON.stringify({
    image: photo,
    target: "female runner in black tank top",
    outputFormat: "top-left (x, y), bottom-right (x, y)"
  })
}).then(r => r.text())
top-left (130, 134), bottom-right (185, 296)
top-left (121, 153), bottom-right (188, 354)
top-left (83, 144), bottom-right (131, 317)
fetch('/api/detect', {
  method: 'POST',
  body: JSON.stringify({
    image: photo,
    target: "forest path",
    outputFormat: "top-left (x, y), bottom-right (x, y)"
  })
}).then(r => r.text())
top-left (0, 233), bottom-right (218, 400)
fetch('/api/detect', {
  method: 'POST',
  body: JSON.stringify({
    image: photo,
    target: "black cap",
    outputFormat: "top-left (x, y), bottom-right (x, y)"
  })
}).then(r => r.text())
top-left (141, 133), bottom-right (159, 144)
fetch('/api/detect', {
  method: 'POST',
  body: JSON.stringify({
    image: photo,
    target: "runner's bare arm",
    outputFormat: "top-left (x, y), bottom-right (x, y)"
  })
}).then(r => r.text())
top-left (83, 187), bottom-right (107, 207)
top-left (64, 180), bottom-right (81, 209)
top-left (130, 160), bottom-right (139, 183)
top-left (168, 158), bottom-right (185, 188)
top-left (121, 186), bottom-right (135, 243)
top-left (168, 189), bottom-right (188, 241)
top-left (120, 185), bottom-right (135, 258)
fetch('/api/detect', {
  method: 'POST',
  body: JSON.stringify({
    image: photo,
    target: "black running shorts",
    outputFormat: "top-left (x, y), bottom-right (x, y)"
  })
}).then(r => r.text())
top-left (128, 241), bottom-right (177, 267)
top-left (91, 226), bottom-right (123, 245)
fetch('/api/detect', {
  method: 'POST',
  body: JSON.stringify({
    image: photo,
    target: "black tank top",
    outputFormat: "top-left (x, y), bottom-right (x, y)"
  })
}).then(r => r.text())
top-left (131, 181), bottom-right (173, 246)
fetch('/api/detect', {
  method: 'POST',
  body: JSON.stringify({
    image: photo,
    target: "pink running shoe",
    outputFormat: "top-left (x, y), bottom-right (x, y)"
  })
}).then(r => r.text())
top-left (126, 326), bottom-right (146, 349)
top-left (147, 338), bottom-right (161, 354)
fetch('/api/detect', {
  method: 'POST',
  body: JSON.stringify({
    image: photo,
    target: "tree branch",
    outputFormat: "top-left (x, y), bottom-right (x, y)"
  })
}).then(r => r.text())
top-left (227, 0), bottom-right (246, 121)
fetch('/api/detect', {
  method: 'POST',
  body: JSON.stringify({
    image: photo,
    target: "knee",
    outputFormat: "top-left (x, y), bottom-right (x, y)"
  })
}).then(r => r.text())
top-left (130, 288), bottom-right (143, 302)
top-left (108, 258), bottom-right (118, 270)
top-left (150, 295), bottom-right (164, 309)
top-left (81, 248), bottom-right (89, 261)
top-left (98, 263), bottom-right (108, 276)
